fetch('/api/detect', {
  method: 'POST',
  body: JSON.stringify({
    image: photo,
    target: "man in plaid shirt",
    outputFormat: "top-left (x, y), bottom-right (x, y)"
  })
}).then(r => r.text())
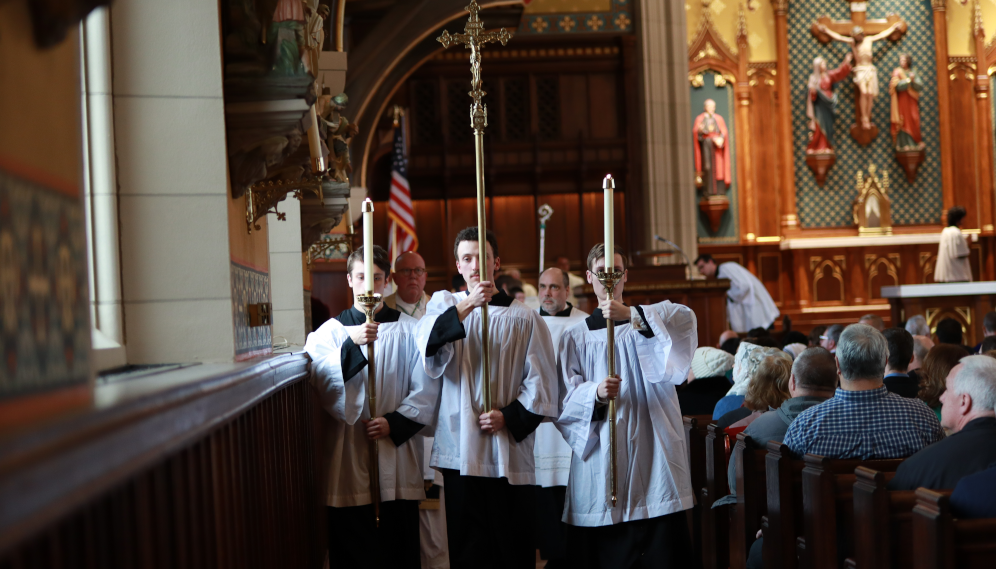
top-left (783, 323), bottom-right (944, 460)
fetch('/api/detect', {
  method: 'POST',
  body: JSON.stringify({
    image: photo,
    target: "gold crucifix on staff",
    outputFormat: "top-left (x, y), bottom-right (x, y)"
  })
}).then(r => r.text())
top-left (810, 0), bottom-right (907, 145)
top-left (437, 1), bottom-right (512, 413)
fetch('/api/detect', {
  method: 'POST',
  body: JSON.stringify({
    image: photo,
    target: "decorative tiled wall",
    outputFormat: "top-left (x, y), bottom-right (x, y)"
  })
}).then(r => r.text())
top-left (0, 169), bottom-right (90, 397)
top-left (517, 0), bottom-right (632, 36)
top-left (789, 0), bottom-right (942, 227)
top-left (231, 261), bottom-right (271, 360)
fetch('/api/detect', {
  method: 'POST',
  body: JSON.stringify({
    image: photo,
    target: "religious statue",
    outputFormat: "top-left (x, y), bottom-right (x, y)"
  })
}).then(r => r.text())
top-left (692, 99), bottom-right (730, 196)
top-left (319, 91), bottom-right (359, 183)
top-left (818, 21), bottom-right (901, 131)
top-left (806, 53), bottom-right (853, 155)
top-left (889, 53), bottom-right (924, 151)
top-left (268, 0), bottom-right (307, 76)
top-left (303, 3), bottom-right (330, 80)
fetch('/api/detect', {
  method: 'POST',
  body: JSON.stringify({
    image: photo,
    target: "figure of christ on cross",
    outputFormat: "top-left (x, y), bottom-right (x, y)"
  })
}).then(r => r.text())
top-left (811, 1), bottom-right (906, 139)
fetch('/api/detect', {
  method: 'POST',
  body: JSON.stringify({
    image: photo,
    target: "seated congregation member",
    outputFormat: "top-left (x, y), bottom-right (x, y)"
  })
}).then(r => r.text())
top-left (416, 227), bottom-right (558, 569)
top-left (783, 324), bottom-right (943, 460)
top-left (717, 329), bottom-right (739, 348)
top-left (950, 463), bottom-right (996, 519)
top-left (716, 351), bottom-right (792, 435)
top-left (556, 243), bottom-right (697, 568)
top-left (911, 334), bottom-right (933, 372)
top-left (883, 328), bottom-right (918, 398)
top-left (677, 347), bottom-right (735, 416)
top-left (305, 246), bottom-right (441, 569)
top-left (808, 325), bottom-right (827, 348)
top-left (974, 311), bottom-right (996, 352)
top-left (820, 324), bottom-right (844, 354)
top-left (980, 335), bottom-right (996, 355)
top-left (711, 341), bottom-right (766, 420)
top-left (858, 313), bottom-right (885, 331)
top-left (906, 314), bottom-right (931, 337)
top-left (721, 336), bottom-right (741, 356)
top-left (918, 344), bottom-right (971, 421)
top-left (936, 317), bottom-right (972, 352)
top-left (717, 347), bottom-right (838, 507)
top-left (889, 355), bottom-right (996, 490)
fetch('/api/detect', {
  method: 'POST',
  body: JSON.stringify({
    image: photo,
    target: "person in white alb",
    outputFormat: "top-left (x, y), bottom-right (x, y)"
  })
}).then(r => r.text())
top-left (534, 267), bottom-right (588, 568)
top-left (556, 243), bottom-right (697, 567)
top-left (415, 227), bottom-right (559, 569)
top-left (695, 253), bottom-right (780, 333)
top-left (935, 206), bottom-right (972, 283)
top-left (304, 245), bottom-right (441, 569)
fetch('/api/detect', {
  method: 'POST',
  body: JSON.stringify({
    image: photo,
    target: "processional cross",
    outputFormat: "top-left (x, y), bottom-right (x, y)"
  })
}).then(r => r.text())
top-left (810, 1), bottom-right (907, 145)
top-left (437, 1), bottom-right (512, 413)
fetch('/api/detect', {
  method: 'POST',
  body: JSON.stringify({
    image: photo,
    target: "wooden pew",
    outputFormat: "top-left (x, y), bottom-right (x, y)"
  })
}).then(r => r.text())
top-left (702, 424), bottom-right (730, 569)
top-left (730, 433), bottom-right (768, 569)
top-left (683, 414), bottom-right (713, 565)
top-left (763, 442), bottom-right (806, 569)
top-left (912, 488), bottom-right (996, 569)
top-left (801, 455), bottom-right (904, 569)
top-left (846, 467), bottom-right (916, 569)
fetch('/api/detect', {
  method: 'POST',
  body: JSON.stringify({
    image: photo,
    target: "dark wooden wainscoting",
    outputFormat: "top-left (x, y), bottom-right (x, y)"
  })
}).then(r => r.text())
top-left (0, 354), bottom-right (325, 569)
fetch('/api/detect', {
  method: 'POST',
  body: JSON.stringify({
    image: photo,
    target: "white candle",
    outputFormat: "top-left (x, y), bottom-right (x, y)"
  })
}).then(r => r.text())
top-left (362, 199), bottom-right (374, 293)
top-left (603, 174), bottom-right (615, 273)
top-left (307, 105), bottom-right (324, 173)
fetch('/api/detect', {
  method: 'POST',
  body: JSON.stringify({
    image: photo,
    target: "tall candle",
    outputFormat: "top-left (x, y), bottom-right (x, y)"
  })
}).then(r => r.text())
top-left (603, 174), bottom-right (615, 272)
top-left (362, 199), bottom-right (374, 292)
top-left (307, 105), bottom-right (324, 173)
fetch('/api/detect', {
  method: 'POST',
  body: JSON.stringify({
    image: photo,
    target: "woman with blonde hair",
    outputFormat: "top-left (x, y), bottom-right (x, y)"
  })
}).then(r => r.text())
top-left (715, 348), bottom-right (793, 433)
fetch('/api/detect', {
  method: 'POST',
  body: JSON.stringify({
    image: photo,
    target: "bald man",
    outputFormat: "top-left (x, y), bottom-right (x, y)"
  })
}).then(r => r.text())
top-left (384, 251), bottom-right (430, 320)
top-left (555, 256), bottom-right (587, 307)
top-left (535, 267), bottom-right (588, 567)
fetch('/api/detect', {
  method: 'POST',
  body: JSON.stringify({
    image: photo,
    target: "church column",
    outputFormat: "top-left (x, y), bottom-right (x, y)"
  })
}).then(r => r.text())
top-left (972, 1), bottom-right (994, 237)
top-left (735, 7), bottom-right (757, 241)
top-left (933, 0), bottom-right (955, 215)
top-left (772, 0), bottom-right (797, 233)
top-left (635, 0), bottom-right (698, 262)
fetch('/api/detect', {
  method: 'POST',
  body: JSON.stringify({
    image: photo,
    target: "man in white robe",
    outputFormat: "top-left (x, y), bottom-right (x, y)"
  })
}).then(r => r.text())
top-left (556, 243), bottom-right (697, 568)
top-left (695, 254), bottom-right (779, 333)
top-left (535, 267), bottom-right (589, 567)
top-left (935, 206), bottom-right (972, 282)
top-left (415, 227), bottom-right (559, 569)
top-left (305, 245), bottom-right (440, 569)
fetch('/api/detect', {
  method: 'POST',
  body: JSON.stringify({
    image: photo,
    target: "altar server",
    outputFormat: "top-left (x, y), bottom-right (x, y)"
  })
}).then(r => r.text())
top-left (935, 206), bottom-right (972, 282)
top-left (535, 267), bottom-right (589, 567)
top-left (556, 243), bottom-right (697, 567)
top-left (305, 245), bottom-right (440, 569)
top-left (695, 253), bottom-right (779, 332)
top-left (415, 227), bottom-right (559, 569)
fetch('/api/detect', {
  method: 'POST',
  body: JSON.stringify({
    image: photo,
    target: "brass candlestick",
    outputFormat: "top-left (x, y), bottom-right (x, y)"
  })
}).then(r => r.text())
top-left (437, 0), bottom-right (512, 413)
top-left (356, 292), bottom-right (382, 526)
top-left (595, 269), bottom-right (624, 507)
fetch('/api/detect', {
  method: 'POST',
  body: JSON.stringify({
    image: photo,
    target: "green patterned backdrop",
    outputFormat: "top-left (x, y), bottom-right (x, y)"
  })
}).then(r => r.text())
top-left (789, 0), bottom-right (942, 227)
top-left (691, 71), bottom-right (740, 243)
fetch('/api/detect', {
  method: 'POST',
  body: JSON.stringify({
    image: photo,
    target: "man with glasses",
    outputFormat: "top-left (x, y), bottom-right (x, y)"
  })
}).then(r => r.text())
top-left (385, 251), bottom-right (430, 320)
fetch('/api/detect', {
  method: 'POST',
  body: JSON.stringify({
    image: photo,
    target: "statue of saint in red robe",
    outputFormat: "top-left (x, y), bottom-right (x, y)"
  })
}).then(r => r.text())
top-left (889, 53), bottom-right (925, 151)
top-left (693, 99), bottom-right (730, 196)
top-left (805, 54), bottom-right (852, 154)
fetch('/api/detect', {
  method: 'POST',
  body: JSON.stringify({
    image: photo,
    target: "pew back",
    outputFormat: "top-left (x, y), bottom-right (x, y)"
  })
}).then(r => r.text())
top-left (913, 489), bottom-right (996, 569)
top-left (847, 467), bottom-right (916, 569)
top-left (763, 442), bottom-right (806, 569)
top-left (703, 423), bottom-right (730, 569)
top-left (730, 433), bottom-right (767, 569)
top-left (682, 414), bottom-right (712, 564)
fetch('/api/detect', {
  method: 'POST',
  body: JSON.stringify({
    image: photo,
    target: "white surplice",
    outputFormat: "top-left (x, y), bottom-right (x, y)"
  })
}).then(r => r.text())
top-left (415, 290), bottom-right (559, 485)
top-left (935, 226), bottom-right (972, 282)
top-left (305, 311), bottom-right (439, 507)
top-left (535, 305), bottom-right (589, 488)
top-left (556, 301), bottom-right (697, 527)
top-left (718, 262), bottom-right (780, 332)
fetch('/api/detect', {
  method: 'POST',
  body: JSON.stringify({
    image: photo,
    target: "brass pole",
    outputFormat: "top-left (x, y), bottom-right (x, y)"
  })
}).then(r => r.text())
top-left (437, 1), bottom-right (511, 414)
top-left (356, 292), bottom-right (381, 526)
top-left (596, 173), bottom-right (622, 507)
top-left (474, 129), bottom-right (492, 412)
top-left (606, 288), bottom-right (617, 508)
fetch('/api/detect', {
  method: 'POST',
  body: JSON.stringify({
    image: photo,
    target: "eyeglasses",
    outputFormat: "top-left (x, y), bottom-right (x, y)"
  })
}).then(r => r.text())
top-left (819, 335), bottom-right (829, 340)
top-left (395, 268), bottom-right (427, 277)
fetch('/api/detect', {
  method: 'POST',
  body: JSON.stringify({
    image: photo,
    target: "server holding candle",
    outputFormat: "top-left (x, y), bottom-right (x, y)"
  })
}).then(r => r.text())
top-left (555, 175), bottom-right (698, 567)
top-left (304, 200), bottom-right (441, 569)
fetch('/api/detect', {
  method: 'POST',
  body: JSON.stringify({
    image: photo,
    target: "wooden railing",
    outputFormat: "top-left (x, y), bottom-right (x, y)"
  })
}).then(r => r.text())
top-left (0, 353), bottom-right (324, 569)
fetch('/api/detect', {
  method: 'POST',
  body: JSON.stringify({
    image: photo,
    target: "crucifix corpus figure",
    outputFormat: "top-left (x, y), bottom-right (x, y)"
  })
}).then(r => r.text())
top-left (811, 1), bottom-right (906, 143)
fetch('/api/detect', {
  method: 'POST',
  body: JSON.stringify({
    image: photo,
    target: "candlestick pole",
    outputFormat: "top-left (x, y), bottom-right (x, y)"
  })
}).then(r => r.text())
top-left (358, 199), bottom-right (381, 525)
top-left (437, 0), bottom-right (512, 413)
top-left (596, 174), bottom-right (622, 507)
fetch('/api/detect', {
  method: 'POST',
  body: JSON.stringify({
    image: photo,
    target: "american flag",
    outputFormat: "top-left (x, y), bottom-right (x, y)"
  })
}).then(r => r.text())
top-left (388, 116), bottom-right (417, 261)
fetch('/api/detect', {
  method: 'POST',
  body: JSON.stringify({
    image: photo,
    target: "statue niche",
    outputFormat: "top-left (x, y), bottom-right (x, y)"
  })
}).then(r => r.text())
top-left (852, 164), bottom-right (892, 236)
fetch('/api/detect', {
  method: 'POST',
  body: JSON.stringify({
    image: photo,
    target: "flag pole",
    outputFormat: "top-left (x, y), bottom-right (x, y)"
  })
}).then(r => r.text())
top-left (437, 1), bottom-right (512, 413)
